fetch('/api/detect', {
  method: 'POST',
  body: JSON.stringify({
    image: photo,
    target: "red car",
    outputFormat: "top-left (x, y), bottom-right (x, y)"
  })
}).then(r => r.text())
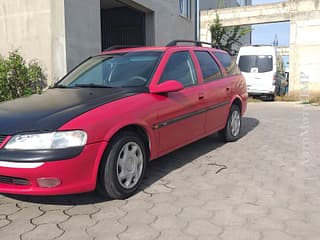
top-left (0, 40), bottom-right (247, 199)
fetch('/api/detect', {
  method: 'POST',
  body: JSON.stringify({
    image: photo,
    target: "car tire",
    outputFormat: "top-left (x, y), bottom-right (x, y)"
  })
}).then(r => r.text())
top-left (219, 104), bottom-right (242, 142)
top-left (97, 131), bottom-right (147, 199)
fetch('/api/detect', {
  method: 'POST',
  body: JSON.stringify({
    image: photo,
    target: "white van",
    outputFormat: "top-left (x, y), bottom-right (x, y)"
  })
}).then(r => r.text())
top-left (236, 45), bottom-right (282, 100)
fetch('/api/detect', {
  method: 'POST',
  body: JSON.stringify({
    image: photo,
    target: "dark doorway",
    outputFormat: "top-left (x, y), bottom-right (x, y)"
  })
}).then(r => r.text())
top-left (101, 7), bottom-right (145, 50)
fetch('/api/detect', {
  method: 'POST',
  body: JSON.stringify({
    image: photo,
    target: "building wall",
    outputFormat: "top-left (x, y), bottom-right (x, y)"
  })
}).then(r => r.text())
top-left (0, 0), bottom-right (197, 84)
top-left (0, 0), bottom-right (53, 82)
top-left (131, 0), bottom-right (196, 46)
top-left (64, 0), bottom-right (101, 72)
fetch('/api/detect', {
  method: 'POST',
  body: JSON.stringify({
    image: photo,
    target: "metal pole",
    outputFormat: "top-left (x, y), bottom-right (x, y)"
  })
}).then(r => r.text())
top-left (195, 0), bottom-right (200, 41)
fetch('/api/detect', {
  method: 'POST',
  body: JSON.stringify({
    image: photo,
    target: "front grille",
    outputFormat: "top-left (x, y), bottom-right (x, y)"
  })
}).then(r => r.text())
top-left (0, 175), bottom-right (30, 186)
top-left (0, 135), bottom-right (6, 145)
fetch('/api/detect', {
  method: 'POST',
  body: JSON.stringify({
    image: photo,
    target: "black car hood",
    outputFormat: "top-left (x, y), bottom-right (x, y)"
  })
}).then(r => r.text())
top-left (0, 87), bottom-right (146, 135)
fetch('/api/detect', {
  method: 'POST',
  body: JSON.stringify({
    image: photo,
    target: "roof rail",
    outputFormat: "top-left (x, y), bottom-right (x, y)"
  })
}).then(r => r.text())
top-left (104, 45), bottom-right (142, 51)
top-left (166, 40), bottom-right (218, 48)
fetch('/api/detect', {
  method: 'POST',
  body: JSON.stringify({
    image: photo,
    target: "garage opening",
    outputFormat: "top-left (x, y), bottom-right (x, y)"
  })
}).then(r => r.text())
top-left (101, 0), bottom-right (150, 50)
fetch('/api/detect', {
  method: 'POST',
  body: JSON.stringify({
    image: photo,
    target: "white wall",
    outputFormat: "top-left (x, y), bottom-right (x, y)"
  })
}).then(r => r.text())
top-left (0, 0), bottom-right (53, 82)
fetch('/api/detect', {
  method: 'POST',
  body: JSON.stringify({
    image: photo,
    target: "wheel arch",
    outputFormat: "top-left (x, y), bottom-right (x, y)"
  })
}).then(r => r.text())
top-left (111, 124), bottom-right (151, 159)
top-left (230, 96), bottom-right (243, 115)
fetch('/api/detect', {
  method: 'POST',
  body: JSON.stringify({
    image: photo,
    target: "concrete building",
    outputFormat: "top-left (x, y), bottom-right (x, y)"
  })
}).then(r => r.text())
top-left (200, 0), bottom-right (252, 50)
top-left (200, 0), bottom-right (251, 11)
top-left (0, 0), bottom-right (197, 85)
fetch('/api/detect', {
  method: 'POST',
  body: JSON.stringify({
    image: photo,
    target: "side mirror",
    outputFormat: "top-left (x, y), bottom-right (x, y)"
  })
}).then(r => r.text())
top-left (150, 80), bottom-right (184, 94)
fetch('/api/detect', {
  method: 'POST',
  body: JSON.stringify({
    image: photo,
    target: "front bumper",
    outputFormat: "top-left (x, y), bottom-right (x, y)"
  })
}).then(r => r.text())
top-left (0, 141), bottom-right (107, 195)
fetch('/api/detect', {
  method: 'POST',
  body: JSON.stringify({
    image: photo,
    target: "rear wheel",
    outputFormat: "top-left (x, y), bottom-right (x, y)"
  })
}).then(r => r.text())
top-left (97, 131), bottom-right (147, 199)
top-left (219, 104), bottom-right (242, 142)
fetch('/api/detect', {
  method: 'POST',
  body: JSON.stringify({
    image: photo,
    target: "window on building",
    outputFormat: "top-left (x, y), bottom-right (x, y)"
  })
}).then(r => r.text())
top-left (195, 51), bottom-right (222, 82)
top-left (179, 0), bottom-right (191, 19)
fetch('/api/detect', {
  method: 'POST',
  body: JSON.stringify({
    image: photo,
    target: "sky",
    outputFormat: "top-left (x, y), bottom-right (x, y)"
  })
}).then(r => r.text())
top-left (251, 0), bottom-right (290, 47)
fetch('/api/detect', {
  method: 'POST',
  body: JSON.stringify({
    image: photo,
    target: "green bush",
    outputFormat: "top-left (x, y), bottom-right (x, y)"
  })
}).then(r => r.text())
top-left (0, 50), bottom-right (46, 102)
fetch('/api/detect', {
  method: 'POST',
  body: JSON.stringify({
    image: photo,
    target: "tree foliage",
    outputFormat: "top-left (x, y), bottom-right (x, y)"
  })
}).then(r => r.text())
top-left (210, 14), bottom-right (251, 55)
top-left (0, 51), bottom-right (45, 102)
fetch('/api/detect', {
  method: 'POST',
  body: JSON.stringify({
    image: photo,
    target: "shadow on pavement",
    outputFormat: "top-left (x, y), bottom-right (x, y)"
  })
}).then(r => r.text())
top-left (3, 117), bottom-right (259, 205)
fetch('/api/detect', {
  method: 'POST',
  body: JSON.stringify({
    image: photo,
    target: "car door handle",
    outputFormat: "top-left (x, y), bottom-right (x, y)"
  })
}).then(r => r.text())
top-left (198, 93), bottom-right (205, 100)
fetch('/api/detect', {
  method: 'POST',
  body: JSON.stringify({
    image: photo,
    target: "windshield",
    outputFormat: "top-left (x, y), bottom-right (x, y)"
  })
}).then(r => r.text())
top-left (238, 55), bottom-right (273, 73)
top-left (56, 51), bottom-right (163, 88)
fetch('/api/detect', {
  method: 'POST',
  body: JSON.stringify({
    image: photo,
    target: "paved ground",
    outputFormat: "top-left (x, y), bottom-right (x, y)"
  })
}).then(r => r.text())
top-left (1, 102), bottom-right (320, 240)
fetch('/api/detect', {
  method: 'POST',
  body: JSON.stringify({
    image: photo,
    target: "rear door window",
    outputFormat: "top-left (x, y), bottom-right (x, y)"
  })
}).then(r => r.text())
top-left (214, 52), bottom-right (241, 76)
top-left (195, 51), bottom-right (222, 82)
top-left (238, 55), bottom-right (273, 73)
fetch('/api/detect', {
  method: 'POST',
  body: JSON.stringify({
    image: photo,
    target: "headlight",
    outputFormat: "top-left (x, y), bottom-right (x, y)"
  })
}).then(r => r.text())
top-left (4, 130), bottom-right (87, 150)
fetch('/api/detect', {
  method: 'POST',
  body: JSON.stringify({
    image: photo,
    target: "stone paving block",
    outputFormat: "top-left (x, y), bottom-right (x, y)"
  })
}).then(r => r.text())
top-left (285, 220), bottom-right (320, 238)
top-left (220, 227), bottom-right (260, 240)
top-left (0, 203), bottom-right (20, 215)
top-left (233, 203), bottom-right (269, 218)
top-left (247, 216), bottom-right (284, 231)
top-left (262, 230), bottom-right (300, 240)
top-left (32, 210), bottom-right (69, 225)
top-left (120, 199), bottom-right (153, 211)
top-left (210, 209), bottom-right (246, 226)
top-left (146, 192), bottom-right (178, 204)
top-left (39, 205), bottom-right (72, 212)
top-left (118, 224), bottom-right (159, 240)
top-left (92, 205), bottom-right (126, 221)
top-left (65, 205), bottom-right (99, 216)
top-left (148, 202), bottom-right (182, 217)
top-left (150, 215), bottom-right (188, 231)
top-left (156, 229), bottom-right (195, 240)
top-left (56, 231), bottom-right (93, 240)
top-left (59, 215), bottom-right (96, 231)
top-left (185, 219), bottom-right (221, 237)
top-left (87, 218), bottom-right (126, 239)
top-left (22, 223), bottom-right (63, 240)
top-left (119, 209), bottom-right (156, 225)
top-left (178, 206), bottom-right (213, 220)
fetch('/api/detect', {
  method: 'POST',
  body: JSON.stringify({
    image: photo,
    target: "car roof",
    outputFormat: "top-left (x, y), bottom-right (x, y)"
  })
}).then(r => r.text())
top-left (100, 40), bottom-right (229, 56)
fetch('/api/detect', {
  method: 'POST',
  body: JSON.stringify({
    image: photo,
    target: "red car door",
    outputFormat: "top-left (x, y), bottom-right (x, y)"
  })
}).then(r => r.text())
top-left (193, 50), bottom-right (230, 134)
top-left (152, 50), bottom-right (206, 156)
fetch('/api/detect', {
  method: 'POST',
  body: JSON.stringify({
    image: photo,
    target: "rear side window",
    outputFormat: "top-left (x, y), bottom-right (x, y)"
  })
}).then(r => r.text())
top-left (214, 52), bottom-right (241, 76)
top-left (159, 51), bottom-right (197, 87)
top-left (238, 55), bottom-right (273, 73)
top-left (195, 51), bottom-right (222, 82)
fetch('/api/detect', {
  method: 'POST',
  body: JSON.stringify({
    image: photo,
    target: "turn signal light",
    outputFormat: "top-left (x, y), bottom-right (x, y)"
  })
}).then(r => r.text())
top-left (37, 177), bottom-right (61, 188)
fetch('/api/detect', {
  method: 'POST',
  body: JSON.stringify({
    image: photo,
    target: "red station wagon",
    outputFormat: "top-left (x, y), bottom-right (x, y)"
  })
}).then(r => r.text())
top-left (0, 40), bottom-right (248, 199)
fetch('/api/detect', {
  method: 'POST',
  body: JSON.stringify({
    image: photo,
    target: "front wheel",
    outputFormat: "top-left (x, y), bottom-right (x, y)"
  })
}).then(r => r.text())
top-left (219, 104), bottom-right (242, 142)
top-left (97, 131), bottom-right (147, 199)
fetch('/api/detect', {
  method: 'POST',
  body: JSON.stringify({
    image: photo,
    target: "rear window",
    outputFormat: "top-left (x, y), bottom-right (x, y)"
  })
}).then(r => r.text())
top-left (238, 55), bottom-right (273, 73)
top-left (214, 52), bottom-right (241, 76)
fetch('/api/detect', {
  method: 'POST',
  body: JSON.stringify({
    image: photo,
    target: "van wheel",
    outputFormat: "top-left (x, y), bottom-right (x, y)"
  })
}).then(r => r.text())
top-left (219, 104), bottom-right (242, 142)
top-left (97, 131), bottom-right (147, 199)
top-left (269, 94), bottom-right (275, 101)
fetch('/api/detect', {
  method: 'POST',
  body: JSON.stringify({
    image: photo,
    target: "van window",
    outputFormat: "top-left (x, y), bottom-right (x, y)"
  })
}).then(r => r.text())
top-left (238, 55), bottom-right (273, 73)
top-left (214, 52), bottom-right (241, 76)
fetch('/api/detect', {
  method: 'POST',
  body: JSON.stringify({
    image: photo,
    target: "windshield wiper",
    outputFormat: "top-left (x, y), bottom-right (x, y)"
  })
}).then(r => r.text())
top-left (74, 83), bottom-right (112, 88)
top-left (52, 84), bottom-right (69, 88)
